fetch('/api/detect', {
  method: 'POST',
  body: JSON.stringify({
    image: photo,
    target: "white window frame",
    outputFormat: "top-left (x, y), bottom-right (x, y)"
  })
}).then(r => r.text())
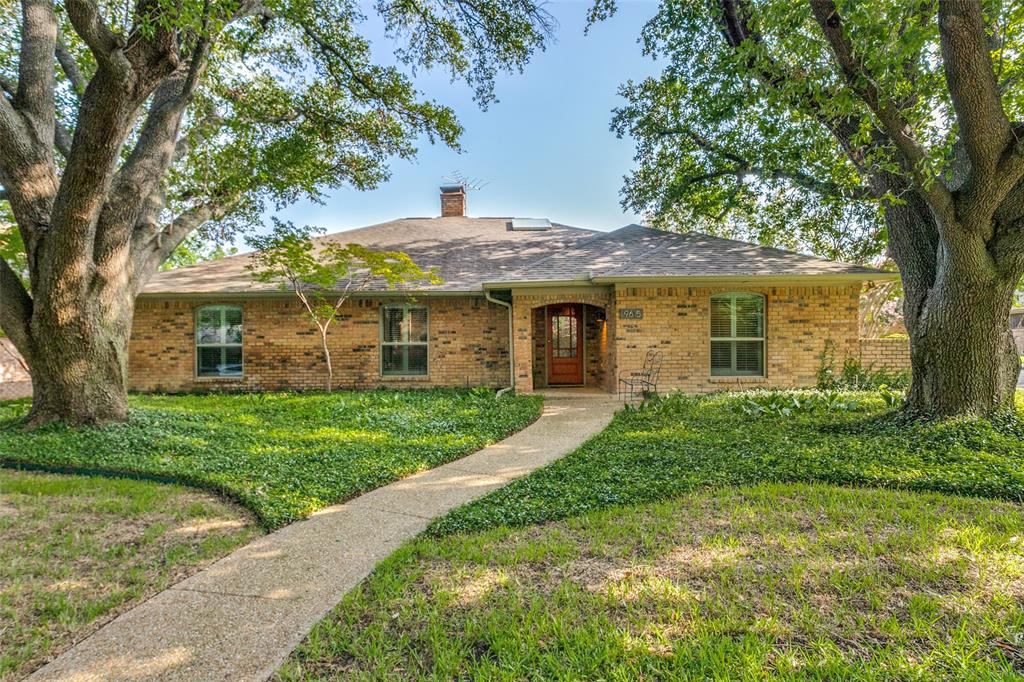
top-left (380, 304), bottom-right (429, 376)
top-left (710, 292), bottom-right (765, 377)
top-left (195, 305), bottom-right (244, 377)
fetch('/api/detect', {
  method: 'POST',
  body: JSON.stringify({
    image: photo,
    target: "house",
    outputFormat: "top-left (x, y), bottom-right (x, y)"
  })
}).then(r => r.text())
top-left (130, 186), bottom-right (897, 394)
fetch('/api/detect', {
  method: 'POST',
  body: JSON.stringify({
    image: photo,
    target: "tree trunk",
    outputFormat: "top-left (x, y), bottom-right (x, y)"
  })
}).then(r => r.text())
top-left (22, 288), bottom-right (134, 427)
top-left (319, 326), bottom-right (333, 393)
top-left (902, 252), bottom-right (1021, 417)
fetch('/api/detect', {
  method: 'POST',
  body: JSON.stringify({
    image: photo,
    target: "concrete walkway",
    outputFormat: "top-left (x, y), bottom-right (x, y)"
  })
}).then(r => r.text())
top-left (29, 394), bottom-right (618, 682)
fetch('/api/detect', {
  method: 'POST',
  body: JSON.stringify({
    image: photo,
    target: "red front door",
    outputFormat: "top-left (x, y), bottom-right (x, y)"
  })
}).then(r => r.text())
top-left (546, 304), bottom-right (584, 385)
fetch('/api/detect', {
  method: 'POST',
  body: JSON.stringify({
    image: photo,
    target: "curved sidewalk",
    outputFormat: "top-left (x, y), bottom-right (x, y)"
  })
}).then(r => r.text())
top-left (29, 394), bottom-right (619, 682)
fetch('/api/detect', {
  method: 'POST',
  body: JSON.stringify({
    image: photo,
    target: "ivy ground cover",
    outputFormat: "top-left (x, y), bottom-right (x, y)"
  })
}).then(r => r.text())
top-left (281, 391), bottom-right (1024, 679)
top-left (0, 389), bottom-right (543, 529)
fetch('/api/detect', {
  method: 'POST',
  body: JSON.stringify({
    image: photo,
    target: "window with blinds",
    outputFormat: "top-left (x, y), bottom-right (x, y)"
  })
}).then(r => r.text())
top-left (710, 293), bottom-right (765, 376)
top-left (195, 305), bottom-right (243, 377)
top-left (381, 305), bottom-right (428, 376)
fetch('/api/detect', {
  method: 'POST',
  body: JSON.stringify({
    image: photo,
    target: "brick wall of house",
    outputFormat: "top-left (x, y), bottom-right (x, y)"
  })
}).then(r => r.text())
top-left (584, 305), bottom-right (608, 389)
top-left (531, 307), bottom-right (546, 388)
top-left (131, 284), bottom-right (865, 395)
top-left (857, 338), bottom-right (911, 373)
top-left (529, 303), bottom-right (608, 389)
top-left (613, 284), bottom-right (861, 393)
top-left (129, 296), bottom-right (510, 393)
top-left (510, 289), bottom-right (614, 392)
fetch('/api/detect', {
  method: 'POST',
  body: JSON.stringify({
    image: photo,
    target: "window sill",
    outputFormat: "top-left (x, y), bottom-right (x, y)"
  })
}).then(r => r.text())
top-left (708, 375), bottom-right (767, 383)
top-left (194, 375), bottom-right (245, 382)
top-left (380, 375), bottom-right (431, 382)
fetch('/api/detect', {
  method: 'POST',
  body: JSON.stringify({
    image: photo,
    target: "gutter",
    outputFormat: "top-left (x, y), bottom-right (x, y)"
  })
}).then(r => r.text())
top-left (590, 272), bottom-right (899, 285)
top-left (136, 289), bottom-right (486, 300)
top-left (480, 272), bottom-right (898, 290)
top-left (484, 289), bottom-right (515, 397)
top-left (480, 277), bottom-right (594, 289)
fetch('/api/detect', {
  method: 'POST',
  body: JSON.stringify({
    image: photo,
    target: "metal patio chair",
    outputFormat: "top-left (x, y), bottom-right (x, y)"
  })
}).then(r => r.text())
top-left (618, 349), bottom-right (663, 402)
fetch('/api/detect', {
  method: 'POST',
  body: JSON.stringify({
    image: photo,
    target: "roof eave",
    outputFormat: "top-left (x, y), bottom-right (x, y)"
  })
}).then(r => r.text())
top-left (137, 287), bottom-right (485, 299)
top-left (481, 277), bottom-right (598, 289)
top-left (590, 272), bottom-right (899, 285)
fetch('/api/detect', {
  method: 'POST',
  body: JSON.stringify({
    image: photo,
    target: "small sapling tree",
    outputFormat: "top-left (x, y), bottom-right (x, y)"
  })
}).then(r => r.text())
top-left (247, 220), bottom-right (440, 391)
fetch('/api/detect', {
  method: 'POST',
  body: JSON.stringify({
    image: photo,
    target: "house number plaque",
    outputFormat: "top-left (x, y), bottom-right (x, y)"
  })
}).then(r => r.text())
top-left (619, 308), bottom-right (644, 320)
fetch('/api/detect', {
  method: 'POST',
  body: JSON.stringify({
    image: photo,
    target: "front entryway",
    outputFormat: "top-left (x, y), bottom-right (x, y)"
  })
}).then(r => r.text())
top-left (546, 304), bottom-right (584, 385)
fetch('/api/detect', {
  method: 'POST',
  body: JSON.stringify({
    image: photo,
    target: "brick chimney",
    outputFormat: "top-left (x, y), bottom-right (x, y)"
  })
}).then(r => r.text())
top-left (440, 185), bottom-right (466, 217)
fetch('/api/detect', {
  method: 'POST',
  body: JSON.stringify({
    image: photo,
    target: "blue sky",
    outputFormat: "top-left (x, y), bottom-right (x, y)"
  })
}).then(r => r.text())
top-left (274, 0), bottom-right (663, 235)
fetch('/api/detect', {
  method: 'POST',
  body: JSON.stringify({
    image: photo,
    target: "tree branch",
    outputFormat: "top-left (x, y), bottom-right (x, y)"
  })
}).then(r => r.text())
top-left (47, 2), bottom-right (179, 292)
top-left (16, 0), bottom-right (58, 133)
top-left (296, 19), bottom-right (433, 130)
top-left (56, 35), bottom-right (87, 96)
top-left (0, 88), bottom-right (38, 185)
top-left (661, 126), bottom-right (869, 200)
top-left (105, 39), bottom-right (210, 267)
top-left (809, 0), bottom-right (956, 225)
top-left (54, 120), bottom-right (72, 158)
top-left (64, 0), bottom-right (129, 74)
top-left (937, 0), bottom-right (1012, 172)
top-left (132, 197), bottom-right (237, 289)
top-left (0, 75), bottom-right (15, 99)
top-left (717, 2), bottom-right (878, 184)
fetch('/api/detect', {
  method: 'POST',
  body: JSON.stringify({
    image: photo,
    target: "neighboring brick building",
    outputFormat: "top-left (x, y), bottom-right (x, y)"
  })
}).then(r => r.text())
top-left (858, 338), bottom-right (912, 373)
top-left (132, 186), bottom-right (895, 394)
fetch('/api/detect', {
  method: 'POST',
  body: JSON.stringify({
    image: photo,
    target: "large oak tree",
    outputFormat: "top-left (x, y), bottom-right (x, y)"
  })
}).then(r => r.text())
top-left (0, 0), bottom-right (553, 425)
top-left (611, 0), bottom-right (1024, 416)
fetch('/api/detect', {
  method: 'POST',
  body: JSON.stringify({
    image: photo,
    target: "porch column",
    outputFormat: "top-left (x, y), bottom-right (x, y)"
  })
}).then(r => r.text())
top-left (511, 297), bottom-right (534, 392)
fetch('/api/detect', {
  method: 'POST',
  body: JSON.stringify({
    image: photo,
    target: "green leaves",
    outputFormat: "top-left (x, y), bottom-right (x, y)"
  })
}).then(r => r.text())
top-left (246, 218), bottom-right (440, 328)
top-left (0, 390), bottom-right (543, 529)
top-left (610, 0), bottom-right (1024, 263)
top-left (0, 0), bottom-right (557, 263)
top-left (734, 389), bottom-right (862, 418)
top-left (430, 390), bottom-right (1024, 536)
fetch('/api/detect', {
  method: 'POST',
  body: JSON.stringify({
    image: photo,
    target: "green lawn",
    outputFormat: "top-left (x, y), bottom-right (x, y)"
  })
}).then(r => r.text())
top-left (280, 484), bottom-right (1023, 680)
top-left (1, 469), bottom-right (258, 680)
top-left (0, 390), bottom-right (543, 529)
top-left (431, 391), bottom-right (1024, 536)
top-left (280, 391), bottom-right (1024, 680)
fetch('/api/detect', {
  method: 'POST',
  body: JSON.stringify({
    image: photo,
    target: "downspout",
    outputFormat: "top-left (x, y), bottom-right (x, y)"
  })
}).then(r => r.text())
top-left (484, 288), bottom-right (515, 397)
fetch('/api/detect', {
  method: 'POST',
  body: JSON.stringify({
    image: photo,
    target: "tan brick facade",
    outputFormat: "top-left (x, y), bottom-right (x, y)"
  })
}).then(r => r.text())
top-left (129, 296), bottom-right (509, 393)
top-left (130, 283), bottom-right (865, 395)
top-left (610, 284), bottom-right (861, 393)
top-left (857, 337), bottom-right (911, 373)
top-left (510, 289), bottom-right (614, 392)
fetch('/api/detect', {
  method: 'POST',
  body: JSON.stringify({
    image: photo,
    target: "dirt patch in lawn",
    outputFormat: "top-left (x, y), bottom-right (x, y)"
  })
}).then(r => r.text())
top-left (0, 498), bottom-right (16, 517)
top-left (0, 470), bottom-right (258, 681)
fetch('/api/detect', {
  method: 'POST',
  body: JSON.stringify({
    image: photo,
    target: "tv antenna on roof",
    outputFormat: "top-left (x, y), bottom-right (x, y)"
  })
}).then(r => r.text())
top-left (443, 171), bottom-right (488, 191)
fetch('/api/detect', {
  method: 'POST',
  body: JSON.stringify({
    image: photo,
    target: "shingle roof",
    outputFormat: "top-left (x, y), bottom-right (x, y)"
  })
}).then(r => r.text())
top-left (142, 217), bottom-right (599, 294)
top-left (595, 226), bottom-right (886, 279)
top-left (141, 218), bottom-right (892, 296)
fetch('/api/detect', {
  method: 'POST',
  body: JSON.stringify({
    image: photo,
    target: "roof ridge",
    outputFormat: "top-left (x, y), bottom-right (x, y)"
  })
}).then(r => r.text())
top-left (498, 226), bottom-right (626, 277)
